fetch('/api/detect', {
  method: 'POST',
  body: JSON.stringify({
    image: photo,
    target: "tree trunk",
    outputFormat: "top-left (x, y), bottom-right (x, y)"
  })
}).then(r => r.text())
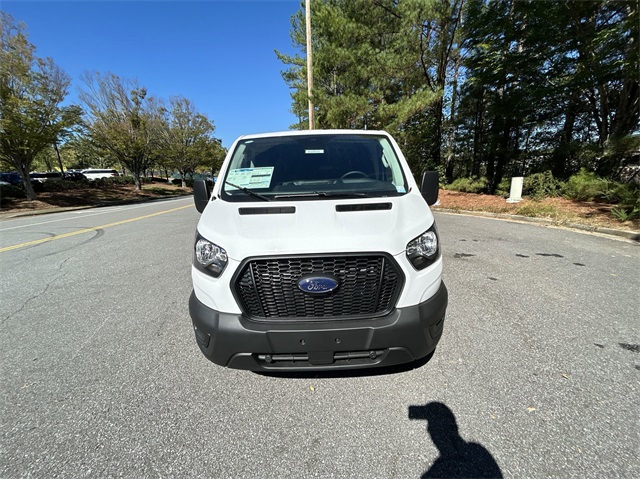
top-left (445, 56), bottom-right (461, 183)
top-left (430, 100), bottom-right (443, 166)
top-left (43, 156), bottom-right (54, 172)
top-left (552, 95), bottom-right (578, 178)
top-left (53, 142), bottom-right (65, 176)
top-left (494, 122), bottom-right (512, 192)
top-left (471, 87), bottom-right (484, 177)
top-left (486, 115), bottom-right (503, 187)
top-left (16, 164), bottom-right (37, 200)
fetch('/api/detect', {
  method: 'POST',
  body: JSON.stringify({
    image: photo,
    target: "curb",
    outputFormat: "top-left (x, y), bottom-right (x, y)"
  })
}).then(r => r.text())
top-left (434, 208), bottom-right (640, 242)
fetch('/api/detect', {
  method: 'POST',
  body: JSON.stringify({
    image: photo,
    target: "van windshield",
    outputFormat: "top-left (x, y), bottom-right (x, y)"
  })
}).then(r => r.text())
top-left (221, 134), bottom-right (408, 202)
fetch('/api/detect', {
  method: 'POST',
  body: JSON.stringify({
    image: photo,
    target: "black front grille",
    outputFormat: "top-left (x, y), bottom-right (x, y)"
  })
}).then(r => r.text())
top-left (234, 255), bottom-right (403, 320)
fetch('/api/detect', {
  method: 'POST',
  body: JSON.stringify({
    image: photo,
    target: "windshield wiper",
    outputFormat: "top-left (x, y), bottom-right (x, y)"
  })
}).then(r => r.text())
top-left (320, 192), bottom-right (375, 198)
top-left (225, 181), bottom-right (270, 201)
top-left (274, 191), bottom-right (374, 200)
top-left (274, 192), bottom-right (327, 199)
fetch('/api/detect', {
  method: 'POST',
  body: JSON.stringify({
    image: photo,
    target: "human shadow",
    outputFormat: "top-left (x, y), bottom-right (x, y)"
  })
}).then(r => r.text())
top-left (409, 402), bottom-right (503, 479)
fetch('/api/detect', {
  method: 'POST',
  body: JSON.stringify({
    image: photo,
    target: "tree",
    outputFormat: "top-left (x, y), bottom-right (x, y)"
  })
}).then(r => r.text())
top-left (161, 96), bottom-right (219, 187)
top-left (201, 138), bottom-right (227, 178)
top-left (0, 13), bottom-right (80, 199)
top-left (62, 134), bottom-right (118, 170)
top-left (277, 0), bottom-right (464, 175)
top-left (456, 0), bottom-right (638, 188)
top-left (280, 1), bottom-right (638, 186)
top-left (80, 72), bottom-right (163, 190)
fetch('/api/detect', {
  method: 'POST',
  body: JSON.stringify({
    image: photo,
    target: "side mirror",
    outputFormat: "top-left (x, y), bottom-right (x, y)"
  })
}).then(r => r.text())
top-left (193, 179), bottom-right (212, 213)
top-left (420, 170), bottom-right (439, 206)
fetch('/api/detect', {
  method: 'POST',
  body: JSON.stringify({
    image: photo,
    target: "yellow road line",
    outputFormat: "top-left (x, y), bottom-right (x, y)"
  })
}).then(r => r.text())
top-left (0, 204), bottom-right (192, 253)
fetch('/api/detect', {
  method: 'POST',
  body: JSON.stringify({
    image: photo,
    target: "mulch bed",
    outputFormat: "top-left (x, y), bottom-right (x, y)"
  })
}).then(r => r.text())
top-left (0, 184), bottom-right (190, 215)
top-left (433, 190), bottom-right (639, 231)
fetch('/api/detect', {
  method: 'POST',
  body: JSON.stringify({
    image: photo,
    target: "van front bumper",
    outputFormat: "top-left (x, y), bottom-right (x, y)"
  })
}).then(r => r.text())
top-left (189, 282), bottom-right (447, 371)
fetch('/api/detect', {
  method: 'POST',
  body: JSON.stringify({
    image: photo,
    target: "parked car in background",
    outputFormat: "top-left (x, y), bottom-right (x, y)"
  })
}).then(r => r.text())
top-left (63, 171), bottom-right (87, 181)
top-left (29, 172), bottom-right (63, 183)
top-left (0, 172), bottom-right (22, 186)
top-left (81, 169), bottom-right (119, 180)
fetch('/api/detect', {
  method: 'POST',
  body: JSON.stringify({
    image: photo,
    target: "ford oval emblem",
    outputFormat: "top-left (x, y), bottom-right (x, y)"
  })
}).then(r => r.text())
top-left (297, 275), bottom-right (339, 294)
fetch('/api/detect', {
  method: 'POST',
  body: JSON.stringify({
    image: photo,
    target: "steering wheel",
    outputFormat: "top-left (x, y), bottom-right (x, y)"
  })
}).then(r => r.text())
top-left (340, 170), bottom-right (369, 179)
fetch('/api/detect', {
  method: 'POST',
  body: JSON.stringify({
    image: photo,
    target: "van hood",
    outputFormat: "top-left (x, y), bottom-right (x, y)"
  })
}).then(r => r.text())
top-left (197, 193), bottom-right (434, 260)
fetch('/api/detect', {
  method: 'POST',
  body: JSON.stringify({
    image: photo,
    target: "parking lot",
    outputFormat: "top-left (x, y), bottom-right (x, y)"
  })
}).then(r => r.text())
top-left (1, 198), bottom-right (638, 478)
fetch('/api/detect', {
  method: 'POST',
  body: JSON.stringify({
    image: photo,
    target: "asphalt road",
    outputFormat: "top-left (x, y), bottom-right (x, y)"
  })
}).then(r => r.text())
top-left (1, 197), bottom-right (638, 478)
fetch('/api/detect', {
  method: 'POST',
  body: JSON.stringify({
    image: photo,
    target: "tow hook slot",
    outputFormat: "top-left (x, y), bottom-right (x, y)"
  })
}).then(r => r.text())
top-left (259, 350), bottom-right (384, 365)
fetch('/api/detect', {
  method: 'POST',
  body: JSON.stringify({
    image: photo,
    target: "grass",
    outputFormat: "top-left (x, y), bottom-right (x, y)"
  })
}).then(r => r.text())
top-left (515, 203), bottom-right (560, 218)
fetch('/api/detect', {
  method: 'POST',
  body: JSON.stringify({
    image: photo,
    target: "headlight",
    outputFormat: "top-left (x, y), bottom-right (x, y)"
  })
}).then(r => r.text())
top-left (406, 225), bottom-right (439, 270)
top-left (194, 234), bottom-right (228, 277)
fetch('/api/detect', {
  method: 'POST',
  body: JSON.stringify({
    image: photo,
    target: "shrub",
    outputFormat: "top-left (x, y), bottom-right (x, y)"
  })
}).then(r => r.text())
top-left (562, 169), bottom-right (640, 206)
top-left (147, 177), bottom-right (168, 183)
top-left (522, 171), bottom-right (561, 199)
top-left (0, 184), bottom-right (26, 199)
top-left (435, 165), bottom-right (447, 187)
top-left (494, 178), bottom-right (511, 198)
top-left (170, 178), bottom-right (194, 187)
top-left (42, 180), bottom-right (88, 192)
top-left (444, 177), bottom-right (489, 194)
top-left (611, 206), bottom-right (640, 222)
top-left (561, 169), bottom-right (608, 201)
top-left (110, 176), bottom-right (135, 186)
top-left (145, 186), bottom-right (181, 196)
top-left (607, 183), bottom-right (639, 207)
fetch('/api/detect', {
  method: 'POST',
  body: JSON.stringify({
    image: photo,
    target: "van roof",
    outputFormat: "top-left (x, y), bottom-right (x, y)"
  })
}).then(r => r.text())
top-left (235, 129), bottom-right (390, 141)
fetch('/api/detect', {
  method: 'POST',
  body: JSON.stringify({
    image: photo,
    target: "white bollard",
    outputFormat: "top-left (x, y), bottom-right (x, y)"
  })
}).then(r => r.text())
top-left (506, 177), bottom-right (524, 203)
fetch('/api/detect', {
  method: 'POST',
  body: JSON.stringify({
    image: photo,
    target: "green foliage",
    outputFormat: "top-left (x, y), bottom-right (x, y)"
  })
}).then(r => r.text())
top-left (522, 171), bottom-right (561, 199)
top-left (494, 178), bottom-right (511, 198)
top-left (102, 176), bottom-right (134, 186)
top-left (561, 168), bottom-right (640, 212)
top-left (79, 72), bottom-right (164, 190)
top-left (159, 96), bottom-right (222, 185)
top-left (436, 165), bottom-right (448, 187)
top-left (39, 179), bottom-right (87, 192)
top-left (611, 206), bottom-right (640, 222)
top-left (87, 176), bottom-right (158, 188)
top-left (0, 13), bottom-right (81, 199)
top-left (279, 1), bottom-right (638, 184)
top-left (144, 186), bottom-right (182, 196)
top-left (444, 176), bottom-right (489, 194)
top-left (170, 177), bottom-right (197, 187)
top-left (0, 184), bottom-right (26, 199)
top-left (561, 169), bottom-right (610, 201)
top-left (278, 0), bottom-right (464, 166)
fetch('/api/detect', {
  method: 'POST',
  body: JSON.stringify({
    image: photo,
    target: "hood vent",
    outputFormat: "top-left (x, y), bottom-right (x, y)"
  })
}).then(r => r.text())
top-left (239, 206), bottom-right (296, 215)
top-left (336, 203), bottom-right (392, 212)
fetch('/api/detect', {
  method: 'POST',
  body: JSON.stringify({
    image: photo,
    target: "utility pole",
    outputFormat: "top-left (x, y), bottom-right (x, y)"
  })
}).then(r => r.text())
top-left (305, 0), bottom-right (315, 129)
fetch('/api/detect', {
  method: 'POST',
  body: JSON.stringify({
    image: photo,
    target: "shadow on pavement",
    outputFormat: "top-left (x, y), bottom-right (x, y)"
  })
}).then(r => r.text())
top-left (409, 402), bottom-right (503, 478)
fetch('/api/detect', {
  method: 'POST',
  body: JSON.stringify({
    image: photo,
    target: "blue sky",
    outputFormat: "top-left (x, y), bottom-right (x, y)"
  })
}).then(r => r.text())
top-left (2, 0), bottom-right (303, 148)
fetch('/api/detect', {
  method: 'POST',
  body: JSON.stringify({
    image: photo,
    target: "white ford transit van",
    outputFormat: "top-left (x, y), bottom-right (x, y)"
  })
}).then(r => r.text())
top-left (190, 130), bottom-right (447, 371)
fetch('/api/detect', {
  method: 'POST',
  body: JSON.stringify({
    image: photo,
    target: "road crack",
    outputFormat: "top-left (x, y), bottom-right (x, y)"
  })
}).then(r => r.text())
top-left (0, 258), bottom-right (70, 326)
